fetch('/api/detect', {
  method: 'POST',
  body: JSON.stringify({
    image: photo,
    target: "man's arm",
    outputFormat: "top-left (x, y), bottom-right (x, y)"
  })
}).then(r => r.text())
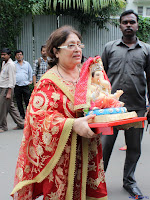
top-left (8, 62), bottom-right (16, 89)
top-left (33, 60), bottom-right (38, 87)
top-left (146, 74), bottom-right (150, 130)
top-left (7, 63), bottom-right (16, 99)
top-left (145, 45), bottom-right (150, 122)
top-left (33, 75), bottom-right (36, 86)
top-left (147, 74), bottom-right (150, 104)
top-left (145, 44), bottom-right (150, 106)
top-left (101, 45), bottom-right (109, 73)
top-left (28, 62), bottom-right (33, 85)
top-left (146, 74), bottom-right (150, 120)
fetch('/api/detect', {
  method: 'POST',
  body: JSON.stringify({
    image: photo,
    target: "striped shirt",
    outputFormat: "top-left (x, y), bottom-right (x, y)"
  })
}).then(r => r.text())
top-left (33, 57), bottom-right (49, 82)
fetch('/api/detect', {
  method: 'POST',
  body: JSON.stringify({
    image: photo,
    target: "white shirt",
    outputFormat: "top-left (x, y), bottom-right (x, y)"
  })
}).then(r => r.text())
top-left (14, 60), bottom-right (33, 86)
top-left (0, 58), bottom-right (16, 88)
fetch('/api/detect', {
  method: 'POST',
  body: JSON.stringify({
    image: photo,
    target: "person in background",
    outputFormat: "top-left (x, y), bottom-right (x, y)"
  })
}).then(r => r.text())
top-left (0, 48), bottom-right (24, 132)
top-left (9, 100), bottom-right (24, 130)
top-left (14, 50), bottom-right (33, 119)
top-left (11, 26), bottom-right (107, 200)
top-left (119, 144), bottom-right (127, 151)
top-left (33, 45), bottom-right (50, 87)
top-left (101, 10), bottom-right (150, 199)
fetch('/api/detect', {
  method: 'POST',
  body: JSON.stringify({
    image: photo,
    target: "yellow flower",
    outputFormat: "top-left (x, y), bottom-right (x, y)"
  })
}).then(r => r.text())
top-left (51, 126), bottom-right (59, 135)
top-left (45, 146), bottom-right (53, 152)
top-left (33, 91), bottom-right (49, 110)
top-left (16, 168), bottom-right (23, 180)
top-left (51, 92), bottom-right (60, 102)
top-left (56, 167), bottom-right (63, 176)
top-left (36, 145), bottom-right (44, 156)
top-left (65, 145), bottom-right (71, 154)
top-left (29, 146), bottom-right (37, 159)
top-left (30, 116), bottom-right (34, 125)
top-left (47, 172), bottom-right (54, 183)
top-left (33, 96), bottom-right (44, 109)
top-left (24, 165), bottom-right (30, 173)
top-left (42, 132), bottom-right (52, 145)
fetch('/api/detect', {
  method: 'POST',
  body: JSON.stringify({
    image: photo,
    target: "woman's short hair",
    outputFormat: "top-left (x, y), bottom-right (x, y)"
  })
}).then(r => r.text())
top-left (46, 25), bottom-right (82, 68)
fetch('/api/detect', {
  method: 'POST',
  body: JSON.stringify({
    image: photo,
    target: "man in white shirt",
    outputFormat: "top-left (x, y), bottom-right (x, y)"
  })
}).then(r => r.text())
top-left (0, 48), bottom-right (24, 132)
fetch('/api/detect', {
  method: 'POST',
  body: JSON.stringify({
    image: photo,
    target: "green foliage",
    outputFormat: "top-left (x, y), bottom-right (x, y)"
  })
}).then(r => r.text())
top-left (69, 1), bottom-right (126, 34)
top-left (0, 0), bottom-right (126, 59)
top-left (0, 0), bottom-right (34, 57)
top-left (137, 16), bottom-right (150, 43)
top-left (45, 0), bottom-right (126, 13)
top-left (112, 15), bottom-right (150, 43)
top-left (33, 0), bottom-right (126, 34)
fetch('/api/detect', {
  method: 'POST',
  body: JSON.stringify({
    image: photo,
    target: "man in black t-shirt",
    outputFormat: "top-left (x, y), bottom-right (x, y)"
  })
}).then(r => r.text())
top-left (101, 10), bottom-right (150, 199)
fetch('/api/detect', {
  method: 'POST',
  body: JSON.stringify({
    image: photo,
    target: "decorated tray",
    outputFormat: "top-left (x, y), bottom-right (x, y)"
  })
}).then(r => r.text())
top-left (88, 117), bottom-right (147, 135)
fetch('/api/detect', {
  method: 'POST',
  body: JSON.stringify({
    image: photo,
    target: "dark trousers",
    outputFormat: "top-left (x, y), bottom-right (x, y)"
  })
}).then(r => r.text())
top-left (14, 85), bottom-right (31, 119)
top-left (101, 109), bottom-right (145, 187)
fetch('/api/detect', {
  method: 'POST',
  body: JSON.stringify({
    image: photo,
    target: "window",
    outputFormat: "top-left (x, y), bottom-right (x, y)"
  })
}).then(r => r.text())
top-left (146, 7), bottom-right (150, 16)
top-left (138, 6), bottom-right (143, 16)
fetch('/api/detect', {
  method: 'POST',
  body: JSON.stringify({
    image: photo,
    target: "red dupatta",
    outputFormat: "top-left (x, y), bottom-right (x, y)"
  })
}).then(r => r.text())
top-left (74, 56), bottom-right (111, 111)
top-left (11, 69), bottom-right (107, 200)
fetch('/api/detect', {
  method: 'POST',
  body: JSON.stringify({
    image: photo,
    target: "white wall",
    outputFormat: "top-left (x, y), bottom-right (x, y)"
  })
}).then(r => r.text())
top-left (126, 0), bottom-right (150, 17)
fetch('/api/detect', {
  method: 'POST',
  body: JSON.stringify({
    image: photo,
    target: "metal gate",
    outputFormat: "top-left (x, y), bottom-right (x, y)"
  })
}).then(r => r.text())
top-left (17, 15), bottom-right (122, 67)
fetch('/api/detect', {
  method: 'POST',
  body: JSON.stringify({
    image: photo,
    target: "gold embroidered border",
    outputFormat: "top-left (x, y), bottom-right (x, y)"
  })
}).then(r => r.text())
top-left (87, 196), bottom-right (108, 200)
top-left (41, 71), bottom-right (74, 104)
top-left (65, 131), bottom-right (77, 200)
top-left (63, 95), bottom-right (74, 118)
top-left (11, 118), bottom-right (75, 195)
top-left (81, 138), bottom-right (89, 200)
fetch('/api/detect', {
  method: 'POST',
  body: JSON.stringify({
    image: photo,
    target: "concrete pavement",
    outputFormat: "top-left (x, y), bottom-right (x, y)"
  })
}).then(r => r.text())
top-left (0, 114), bottom-right (150, 200)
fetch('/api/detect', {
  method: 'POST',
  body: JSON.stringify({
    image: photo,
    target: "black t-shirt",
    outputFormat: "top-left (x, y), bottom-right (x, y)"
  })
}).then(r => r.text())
top-left (102, 38), bottom-right (150, 111)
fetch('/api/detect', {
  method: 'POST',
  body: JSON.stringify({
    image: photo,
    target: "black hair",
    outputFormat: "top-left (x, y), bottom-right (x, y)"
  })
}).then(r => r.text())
top-left (41, 45), bottom-right (46, 51)
top-left (120, 10), bottom-right (139, 23)
top-left (1, 48), bottom-right (11, 55)
top-left (14, 50), bottom-right (23, 56)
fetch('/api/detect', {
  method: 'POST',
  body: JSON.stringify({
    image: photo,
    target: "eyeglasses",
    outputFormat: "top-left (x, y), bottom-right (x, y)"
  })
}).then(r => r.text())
top-left (58, 43), bottom-right (85, 50)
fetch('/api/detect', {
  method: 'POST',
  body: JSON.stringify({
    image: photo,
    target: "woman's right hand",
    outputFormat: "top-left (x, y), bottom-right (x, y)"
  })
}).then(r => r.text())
top-left (72, 115), bottom-right (97, 138)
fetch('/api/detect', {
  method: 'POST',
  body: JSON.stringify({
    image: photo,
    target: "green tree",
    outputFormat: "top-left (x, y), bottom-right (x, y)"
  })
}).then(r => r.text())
top-left (114, 15), bottom-right (150, 43)
top-left (45, 0), bottom-right (126, 13)
top-left (137, 16), bottom-right (150, 43)
top-left (0, 0), bottom-right (126, 57)
top-left (0, 0), bottom-right (34, 55)
top-left (32, 0), bottom-right (126, 33)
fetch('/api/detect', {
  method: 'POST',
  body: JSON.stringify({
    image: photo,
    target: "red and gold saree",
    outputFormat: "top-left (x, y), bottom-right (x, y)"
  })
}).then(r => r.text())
top-left (11, 69), bottom-right (107, 200)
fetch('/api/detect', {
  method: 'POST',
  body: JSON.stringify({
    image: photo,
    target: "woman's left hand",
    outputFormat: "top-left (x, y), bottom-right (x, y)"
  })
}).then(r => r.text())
top-left (72, 115), bottom-right (97, 138)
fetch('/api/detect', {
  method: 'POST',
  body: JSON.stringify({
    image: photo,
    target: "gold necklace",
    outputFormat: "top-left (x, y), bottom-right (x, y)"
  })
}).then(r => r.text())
top-left (57, 65), bottom-right (80, 85)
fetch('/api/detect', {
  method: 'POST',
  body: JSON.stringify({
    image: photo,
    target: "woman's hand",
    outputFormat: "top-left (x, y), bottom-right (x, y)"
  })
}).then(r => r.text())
top-left (72, 115), bottom-right (97, 138)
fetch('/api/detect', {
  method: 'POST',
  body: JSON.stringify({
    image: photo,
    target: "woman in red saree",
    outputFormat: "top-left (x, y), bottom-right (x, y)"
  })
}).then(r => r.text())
top-left (11, 26), bottom-right (107, 200)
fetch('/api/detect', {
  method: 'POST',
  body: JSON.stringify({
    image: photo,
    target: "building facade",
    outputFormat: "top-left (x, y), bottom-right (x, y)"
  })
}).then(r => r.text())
top-left (126, 0), bottom-right (150, 17)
